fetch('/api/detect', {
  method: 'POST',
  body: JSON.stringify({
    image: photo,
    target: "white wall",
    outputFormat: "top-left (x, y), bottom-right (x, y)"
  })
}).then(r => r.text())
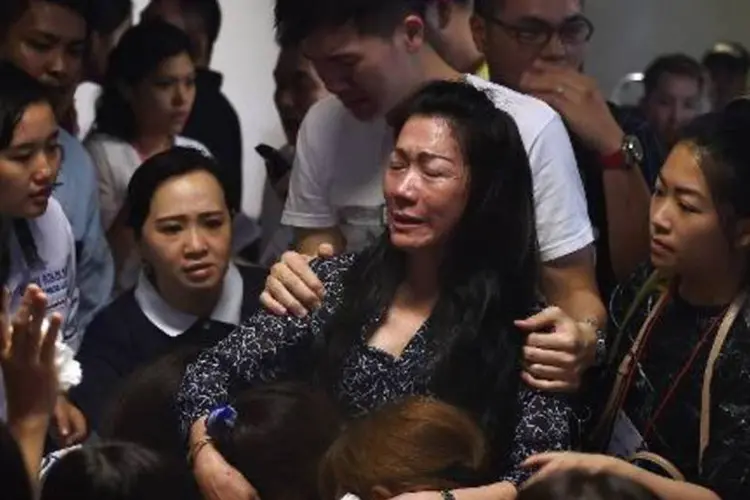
top-left (134, 0), bottom-right (283, 219)
top-left (586, 0), bottom-right (750, 95)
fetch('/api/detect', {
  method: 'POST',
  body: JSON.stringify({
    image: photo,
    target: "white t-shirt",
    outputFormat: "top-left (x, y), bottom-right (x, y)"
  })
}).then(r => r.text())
top-left (282, 75), bottom-right (594, 262)
top-left (1, 198), bottom-right (80, 419)
top-left (84, 133), bottom-right (211, 230)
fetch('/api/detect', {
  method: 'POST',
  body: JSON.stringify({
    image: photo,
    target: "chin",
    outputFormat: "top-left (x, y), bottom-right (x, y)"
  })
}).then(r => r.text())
top-left (389, 234), bottom-right (434, 252)
top-left (22, 203), bottom-right (49, 219)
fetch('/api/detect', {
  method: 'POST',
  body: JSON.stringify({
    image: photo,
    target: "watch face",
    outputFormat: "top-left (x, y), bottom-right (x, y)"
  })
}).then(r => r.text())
top-left (624, 136), bottom-right (644, 164)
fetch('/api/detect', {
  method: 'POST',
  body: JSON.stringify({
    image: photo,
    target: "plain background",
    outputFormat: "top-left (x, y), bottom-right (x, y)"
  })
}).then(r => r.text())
top-left (127, 0), bottom-right (749, 221)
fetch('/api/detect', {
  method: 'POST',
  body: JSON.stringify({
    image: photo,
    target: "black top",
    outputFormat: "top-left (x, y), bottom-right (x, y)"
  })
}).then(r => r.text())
top-left (570, 104), bottom-right (665, 300)
top-left (70, 264), bottom-right (267, 432)
top-left (603, 265), bottom-right (750, 498)
top-left (177, 254), bottom-right (572, 486)
top-left (182, 68), bottom-right (243, 206)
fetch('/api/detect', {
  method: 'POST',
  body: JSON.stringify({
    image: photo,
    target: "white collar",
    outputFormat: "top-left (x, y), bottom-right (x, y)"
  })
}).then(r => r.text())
top-left (134, 263), bottom-right (243, 338)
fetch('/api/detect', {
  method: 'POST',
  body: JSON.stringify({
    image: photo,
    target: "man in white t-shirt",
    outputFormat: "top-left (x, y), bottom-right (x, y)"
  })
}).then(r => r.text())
top-left (267, 0), bottom-right (607, 391)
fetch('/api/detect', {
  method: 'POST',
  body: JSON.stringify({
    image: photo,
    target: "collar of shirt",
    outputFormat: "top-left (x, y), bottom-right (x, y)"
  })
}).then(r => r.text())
top-left (134, 262), bottom-right (243, 337)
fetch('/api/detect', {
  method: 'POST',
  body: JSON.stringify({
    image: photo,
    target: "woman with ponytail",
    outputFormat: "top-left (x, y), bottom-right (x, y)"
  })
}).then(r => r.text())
top-left (524, 98), bottom-right (750, 500)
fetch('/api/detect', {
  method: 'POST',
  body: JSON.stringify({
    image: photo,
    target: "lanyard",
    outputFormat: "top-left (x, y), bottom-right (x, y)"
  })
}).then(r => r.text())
top-left (617, 290), bottom-right (728, 441)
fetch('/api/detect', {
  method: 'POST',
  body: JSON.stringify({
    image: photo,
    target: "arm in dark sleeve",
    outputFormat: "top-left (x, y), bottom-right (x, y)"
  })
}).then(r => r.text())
top-left (176, 255), bottom-right (354, 436)
top-left (502, 387), bottom-right (572, 485)
top-left (68, 309), bottom-right (133, 431)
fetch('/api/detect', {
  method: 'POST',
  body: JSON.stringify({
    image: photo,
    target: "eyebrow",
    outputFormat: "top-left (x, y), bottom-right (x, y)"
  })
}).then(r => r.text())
top-left (29, 29), bottom-right (85, 46)
top-left (515, 13), bottom-right (587, 24)
top-left (154, 210), bottom-right (226, 222)
top-left (657, 174), bottom-right (706, 200)
top-left (7, 130), bottom-right (60, 150)
top-left (394, 148), bottom-right (454, 164)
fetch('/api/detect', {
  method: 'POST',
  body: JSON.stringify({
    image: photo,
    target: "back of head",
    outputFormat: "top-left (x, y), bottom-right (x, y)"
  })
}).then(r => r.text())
top-left (89, 0), bottom-right (132, 36)
top-left (209, 383), bottom-right (341, 500)
top-left (99, 347), bottom-right (202, 461)
top-left (274, 0), bottom-right (429, 47)
top-left (643, 53), bottom-right (704, 97)
top-left (0, 61), bottom-right (53, 150)
top-left (95, 20), bottom-right (193, 140)
top-left (41, 442), bottom-right (199, 500)
top-left (320, 397), bottom-right (487, 500)
top-left (703, 41), bottom-right (750, 75)
top-left (126, 146), bottom-right (238, 238)
top-left (518, 470), bottom-right (660, 500)
top-left (0, 0), bottom-right (91, 35)
top-left (677, 98), bottom-right (750, 229)
top-left (0, 422), bottom-right (33, 500)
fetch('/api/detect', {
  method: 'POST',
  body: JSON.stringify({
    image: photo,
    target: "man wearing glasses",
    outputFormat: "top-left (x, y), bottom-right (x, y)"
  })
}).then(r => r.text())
top-left (472, 0), bottom-right (663, 299)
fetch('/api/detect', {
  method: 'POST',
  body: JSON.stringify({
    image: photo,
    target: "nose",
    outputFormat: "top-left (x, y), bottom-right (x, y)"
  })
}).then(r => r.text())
top-left (539, 33), bottom-right (568, 64)
top-left (46, 50), bottom-right (67, 82)
top-left (184, 227), bottom-right (208, 256)
top-left (392, 168), bottom-right (420, 204)
top-left (31, 149), bottom-right (56, 185)
top-left (651, 198), bottom-right (672, 235)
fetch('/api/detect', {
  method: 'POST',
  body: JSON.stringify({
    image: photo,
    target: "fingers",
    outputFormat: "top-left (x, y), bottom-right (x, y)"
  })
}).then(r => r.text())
top-left (41, 313), bottom-right (62, 366)
top-left (317, 243), bottom-right (335, 258)
top-left (66, 407), bottom-right (87, 445)
top-left (265, 275), bottom-right (309, 318)
top-left (526, 330), bottom-right (581, 353)
top-left (12, 286), bottom-right (37, 361)
top-left (521, 371), bottom-right (579, 392)
top-left (27, 287), bottom-right (48, 358)
top-left (280, 251), bottom-right (326, 299)
top-left (522, 452), bottom-right (561, 468)
top-left (259, 290), bottom-right (288, 316)
top-left (54, 398), bottom-right (71, 440)
top-left (515, 306), bottom-right (566, 332)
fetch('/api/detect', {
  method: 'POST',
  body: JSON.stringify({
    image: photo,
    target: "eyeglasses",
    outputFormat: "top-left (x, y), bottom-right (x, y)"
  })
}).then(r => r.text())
top-left (483, 14), bottom-right (595, 47)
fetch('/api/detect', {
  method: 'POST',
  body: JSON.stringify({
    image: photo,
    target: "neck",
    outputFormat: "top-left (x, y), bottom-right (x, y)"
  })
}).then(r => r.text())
top-left (401, 249), bottom-right (442, 306)
top-left (132, 133), bottom-right (173, 160)
top-left (162, 284), bottom-right (222, 318)
top-left (678, 260), bottom-right (747, 307)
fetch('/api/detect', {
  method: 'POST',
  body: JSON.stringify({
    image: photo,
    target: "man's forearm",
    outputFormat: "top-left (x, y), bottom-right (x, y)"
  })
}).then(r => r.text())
top-left (452, 482), bottom-right (517, 500)
top-left (602, 167), bottom-right (651, 282)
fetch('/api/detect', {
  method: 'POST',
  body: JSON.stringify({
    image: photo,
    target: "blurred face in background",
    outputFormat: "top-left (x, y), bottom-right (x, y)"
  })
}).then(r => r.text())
top-left (471, 0), bottom-right (590, 88)
top-left (274, 46), bottom-right (329, 145)
top-left (0, 0), bottom-right (86, 116)
top-left (128, 52), bottom-right (196, 139)
top-left (642, 72), bottom-right (703, 147)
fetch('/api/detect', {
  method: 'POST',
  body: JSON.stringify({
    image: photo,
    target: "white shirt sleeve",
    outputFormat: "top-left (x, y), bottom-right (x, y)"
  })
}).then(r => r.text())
top-left (84, 138), bottom-right (121, 231)
top-left (529, 115), bottom-right (594, 262)
top-left (281, 103), bottom-right (337, 229)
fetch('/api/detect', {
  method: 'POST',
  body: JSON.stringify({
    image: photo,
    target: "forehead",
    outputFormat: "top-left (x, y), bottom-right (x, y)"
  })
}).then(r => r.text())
top-left (500, 0), bottom-right (583, 21)
top-left (150, 171), bottom-right (225, 211)
top-left (10, 102), bottom-right (56, 142)
top-left (661, 144), bottom-right (708, 189)
top-left (397, 116), bottom-right (460, 155)
top-left (654, 73), bottom-right (701, 94)
top-left (14, 1), bottom-right (87, 41)
top-left (275, 48), bottom-right (312, 75)
top-left (301, 23), bottom-right (387, 60)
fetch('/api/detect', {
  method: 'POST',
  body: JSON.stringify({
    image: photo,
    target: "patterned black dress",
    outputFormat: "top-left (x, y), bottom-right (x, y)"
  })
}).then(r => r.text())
top-left (177, 254), bottom-right (572, 485)
top-left (604, 265), bottom-right (750, 498)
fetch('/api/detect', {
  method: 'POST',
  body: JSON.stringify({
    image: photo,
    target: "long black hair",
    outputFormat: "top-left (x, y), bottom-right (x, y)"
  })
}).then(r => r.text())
top-left (0, 62), bottom-right (52, 285)
top-left (317, 80), bottom-right (540, 470)
top-left (93, 20), bottom-right (193, 142)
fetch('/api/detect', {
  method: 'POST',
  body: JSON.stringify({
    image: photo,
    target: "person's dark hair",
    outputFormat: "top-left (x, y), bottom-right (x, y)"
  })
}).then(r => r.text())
top-left (677, 98), bottom-right (750, 238)
top-left (274, 0), bottom-right (431, 48)
top-left (0, 62), bottom-right (53, 283)
top-left (180, 0), bottom-right (222, 46)
top-left (209, 383), bottom-right (341, 500)
top-left (643, 54), bottom-right (704, 97)
top-left (703, 41), bottom-right (750, 75)
top-left (94, 20), bottom-right (193, 141)
top-left (125, 146), bottom-right (238, 238)
top-left (99, 347), bottom-right (204, 461)
top-left (89, 0), bottom-right (132, 36)
top-left (316, 80), bottom-right (539, 472)
top-left (517, 470), bottom-right (660, 500)
top-left (40, 442), bottom-right (200, 500)
top-left (475, 0), bottom-right (585, 16)
top-left (320, 397), bottom-right (487, 500)
top-left (0, 422), bottom-right (34, 500)
top-left (0, 0), bottom-right (91, 35)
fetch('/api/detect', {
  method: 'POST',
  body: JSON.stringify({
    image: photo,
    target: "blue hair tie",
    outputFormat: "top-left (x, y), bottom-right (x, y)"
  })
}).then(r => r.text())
top-left (206, 405), bottom-right (238, 437)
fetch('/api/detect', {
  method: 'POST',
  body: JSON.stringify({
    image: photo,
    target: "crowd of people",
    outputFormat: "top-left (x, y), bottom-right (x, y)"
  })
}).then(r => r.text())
top-left (1, 0), bottom-right (749, 499)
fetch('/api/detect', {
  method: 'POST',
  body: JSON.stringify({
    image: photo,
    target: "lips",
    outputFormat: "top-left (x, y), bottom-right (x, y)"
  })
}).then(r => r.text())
top-left (650, 238), bottom-right (674, 256)
top-left (391, 213), bottom-right (424, 226)
top-left (29, 186), bottom-right (53, 201)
